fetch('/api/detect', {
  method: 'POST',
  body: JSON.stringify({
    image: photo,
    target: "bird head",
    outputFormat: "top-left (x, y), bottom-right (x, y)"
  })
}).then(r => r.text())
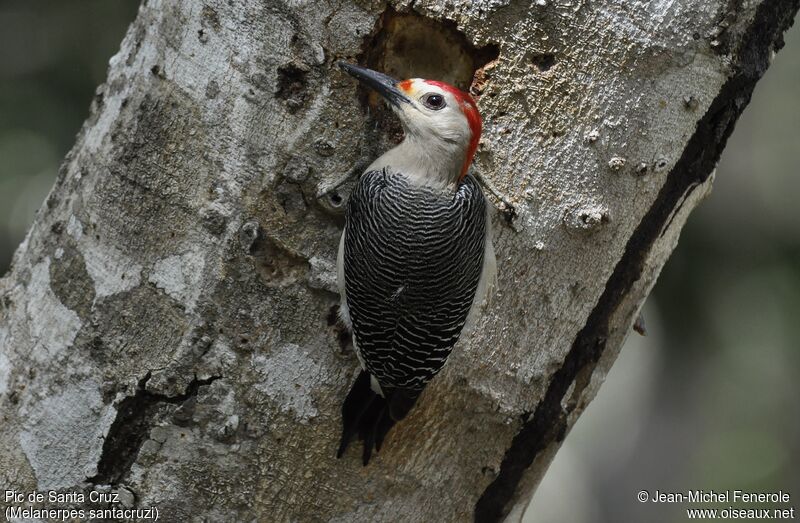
top-left (339, 62), bottom-right (482, 184)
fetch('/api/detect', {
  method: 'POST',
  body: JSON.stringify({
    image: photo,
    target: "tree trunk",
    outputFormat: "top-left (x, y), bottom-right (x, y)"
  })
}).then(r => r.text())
top-left (1, 0), bottom-right (797, 521)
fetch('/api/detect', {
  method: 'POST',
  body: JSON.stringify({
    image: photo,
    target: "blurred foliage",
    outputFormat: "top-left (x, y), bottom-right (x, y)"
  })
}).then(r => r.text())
top-left (0, 0), bottom-right (138, 272)
top-left (0, 2), bottom-right (796, 522)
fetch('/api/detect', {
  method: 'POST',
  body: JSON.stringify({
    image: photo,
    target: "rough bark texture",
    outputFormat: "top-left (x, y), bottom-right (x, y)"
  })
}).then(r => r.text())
top-left (0, 0), bottom-right (796, 522)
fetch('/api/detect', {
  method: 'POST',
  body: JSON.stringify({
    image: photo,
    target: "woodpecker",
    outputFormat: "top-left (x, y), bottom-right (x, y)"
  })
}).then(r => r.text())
top-left (335, 62), bottom-right (496, 465)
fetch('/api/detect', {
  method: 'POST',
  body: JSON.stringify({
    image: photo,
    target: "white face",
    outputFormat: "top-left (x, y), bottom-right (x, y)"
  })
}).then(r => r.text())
top-left (339, 62), bottom-right (483, 184)
top-left (394, 79), bottom-right (473, 148)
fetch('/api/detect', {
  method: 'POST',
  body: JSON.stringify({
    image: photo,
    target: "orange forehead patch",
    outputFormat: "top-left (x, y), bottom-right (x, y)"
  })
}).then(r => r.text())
top-left (398, 79), bottom-right (414, 93)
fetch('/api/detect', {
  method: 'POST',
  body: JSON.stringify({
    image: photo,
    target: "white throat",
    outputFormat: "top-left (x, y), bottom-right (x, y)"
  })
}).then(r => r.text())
top-left (366, 133), bottom-right (467, 189)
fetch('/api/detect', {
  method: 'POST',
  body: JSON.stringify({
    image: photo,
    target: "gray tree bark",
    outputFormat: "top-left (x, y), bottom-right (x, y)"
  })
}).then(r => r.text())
top-left (0, 0), bottom-right (797, 521)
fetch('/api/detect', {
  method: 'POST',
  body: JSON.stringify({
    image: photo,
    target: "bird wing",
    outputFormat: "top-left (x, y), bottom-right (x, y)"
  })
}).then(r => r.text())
top-left (343, 169), bottom-right (487, 392)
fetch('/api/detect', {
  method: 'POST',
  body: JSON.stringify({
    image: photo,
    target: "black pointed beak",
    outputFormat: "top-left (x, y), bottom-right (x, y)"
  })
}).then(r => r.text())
top-left (338, 61), bottom-right (411, 107)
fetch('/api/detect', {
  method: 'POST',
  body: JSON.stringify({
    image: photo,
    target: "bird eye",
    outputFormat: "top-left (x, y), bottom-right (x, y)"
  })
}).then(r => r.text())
top-left (421, 93), bottom-right (446, 110)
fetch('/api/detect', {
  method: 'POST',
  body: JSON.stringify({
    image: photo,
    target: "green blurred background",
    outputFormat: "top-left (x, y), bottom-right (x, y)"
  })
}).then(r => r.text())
top-left (0, 2), bottom-right (796, 521)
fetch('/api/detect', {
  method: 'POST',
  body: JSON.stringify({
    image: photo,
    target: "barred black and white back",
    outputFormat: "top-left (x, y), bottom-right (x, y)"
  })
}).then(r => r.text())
top-left (336, 168), bottom-right (496, 464)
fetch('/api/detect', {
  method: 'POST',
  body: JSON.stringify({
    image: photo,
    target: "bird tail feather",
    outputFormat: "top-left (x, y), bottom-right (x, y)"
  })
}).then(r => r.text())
top-left (337, 370), bottom-right (420, 465)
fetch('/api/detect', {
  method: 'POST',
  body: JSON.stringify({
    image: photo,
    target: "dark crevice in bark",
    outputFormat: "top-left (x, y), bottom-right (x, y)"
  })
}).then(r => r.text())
top-left (88, 372), bottom-right (222, 486)
top-left (473, 1), bottom-right (799, 521)
top-left (660, 181), bottom-right (701, 240)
